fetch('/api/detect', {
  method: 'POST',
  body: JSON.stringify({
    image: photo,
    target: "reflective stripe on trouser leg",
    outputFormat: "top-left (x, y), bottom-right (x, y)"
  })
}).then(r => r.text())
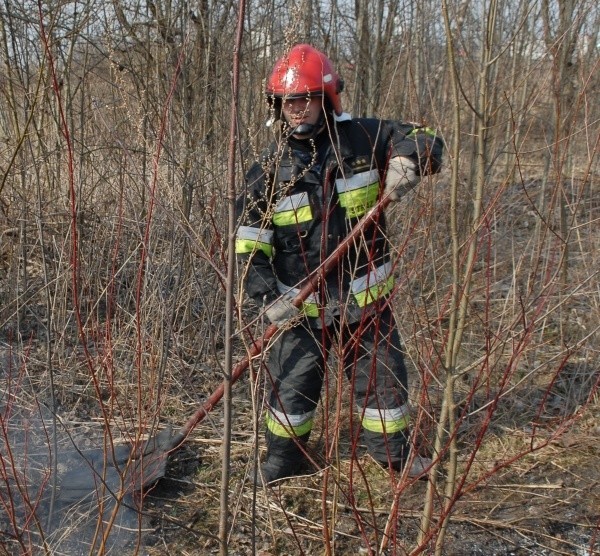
top-left (343, 306), bottom-right (410, 466)
top-left (265, 323), bottom-right (330, 460)
top-left (360, 407), bottom-right (410, 467)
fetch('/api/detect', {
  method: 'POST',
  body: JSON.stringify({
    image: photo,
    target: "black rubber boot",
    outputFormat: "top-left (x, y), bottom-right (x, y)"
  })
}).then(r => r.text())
top-left (365, 429), bottom-right (409, 468)
top-left (252, 429), bottom-right (311, 486)
top-left (253, 454), bottom-right (306, 486)
top-left (375, 454), bottom-right (432, 479)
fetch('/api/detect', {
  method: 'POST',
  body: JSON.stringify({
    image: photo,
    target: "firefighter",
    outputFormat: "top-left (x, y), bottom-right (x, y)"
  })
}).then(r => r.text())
top-left (236, 44), bottom-right (443, 485)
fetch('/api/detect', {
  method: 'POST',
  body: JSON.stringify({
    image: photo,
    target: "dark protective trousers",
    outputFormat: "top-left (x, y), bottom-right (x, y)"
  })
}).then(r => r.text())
top-left (264, 306), bottom-right (410, 467)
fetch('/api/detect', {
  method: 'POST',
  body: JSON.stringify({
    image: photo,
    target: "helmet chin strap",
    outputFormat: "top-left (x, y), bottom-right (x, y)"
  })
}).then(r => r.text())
top-left (286, 112), bottom-right (327, 140)
top-left (291, 123), bottom-right (318, 136)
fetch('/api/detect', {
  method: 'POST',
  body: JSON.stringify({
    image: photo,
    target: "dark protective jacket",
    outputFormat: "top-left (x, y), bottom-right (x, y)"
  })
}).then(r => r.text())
top-left (236, 117), bottom-right (443, 324)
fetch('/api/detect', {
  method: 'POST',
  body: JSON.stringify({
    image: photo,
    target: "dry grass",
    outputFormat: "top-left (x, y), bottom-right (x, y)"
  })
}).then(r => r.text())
top-left (2, 168), bottom-right (599, 554)
top-left (1, 11), bottom-right (599, 551)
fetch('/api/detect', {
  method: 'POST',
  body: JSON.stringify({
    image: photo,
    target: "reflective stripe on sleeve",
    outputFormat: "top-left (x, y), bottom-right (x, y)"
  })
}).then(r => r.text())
top-left (276, 280), bottom-right (319, 318)
top-left (266, 406), bottom-right (315, 438)
top-left (235, 225), bottom-right (273, 257)
top-left (407, 127), bottom-right (438, 138)
top-left (349, 262), bottom-right (394, 307)
top-left (272, 192), bottom-right (313, 226)
top-left (335, 170), bottom-right (380, 218)
top-left (360, 405), bottom-right (410, 434)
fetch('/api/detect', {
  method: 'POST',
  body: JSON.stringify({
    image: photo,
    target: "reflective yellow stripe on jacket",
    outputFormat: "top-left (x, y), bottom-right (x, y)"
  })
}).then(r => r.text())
top-left (335, 170), bottom-right (380, 219)
top-left (272, 192), bottom-right (312, 226)
top-left (235, 225), bottom-right (273, 258)
top-left (360, 405), bottom-right (410, 434)
top-left (349, 262), bottom-right (394, 307)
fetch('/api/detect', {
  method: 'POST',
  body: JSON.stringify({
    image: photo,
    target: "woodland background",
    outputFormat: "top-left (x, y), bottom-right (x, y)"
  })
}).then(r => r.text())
top-left (0, 0), bottom-right (598, 554)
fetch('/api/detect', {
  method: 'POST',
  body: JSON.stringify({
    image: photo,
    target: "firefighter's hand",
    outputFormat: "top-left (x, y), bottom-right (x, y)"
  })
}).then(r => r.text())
top-left (385, 156), bottom-right (420, 200)
top-left (265, 297), bottom-right (300, 325)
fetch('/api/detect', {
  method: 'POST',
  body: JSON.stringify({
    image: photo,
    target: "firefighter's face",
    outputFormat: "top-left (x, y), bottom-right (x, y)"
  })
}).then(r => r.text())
top-left (281, 95), bottom-right (323, 137)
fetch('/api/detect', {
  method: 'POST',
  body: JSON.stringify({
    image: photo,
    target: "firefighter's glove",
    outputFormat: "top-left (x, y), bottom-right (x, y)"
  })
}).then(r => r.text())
top-left (385, 156), bottom-right (420, 200)
top-left (265, 296), bottom-right (300, 326)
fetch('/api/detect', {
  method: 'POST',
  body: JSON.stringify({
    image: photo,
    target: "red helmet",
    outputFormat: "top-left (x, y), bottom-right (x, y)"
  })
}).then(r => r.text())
top-left (266, 44), bottom-right (344, 116)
